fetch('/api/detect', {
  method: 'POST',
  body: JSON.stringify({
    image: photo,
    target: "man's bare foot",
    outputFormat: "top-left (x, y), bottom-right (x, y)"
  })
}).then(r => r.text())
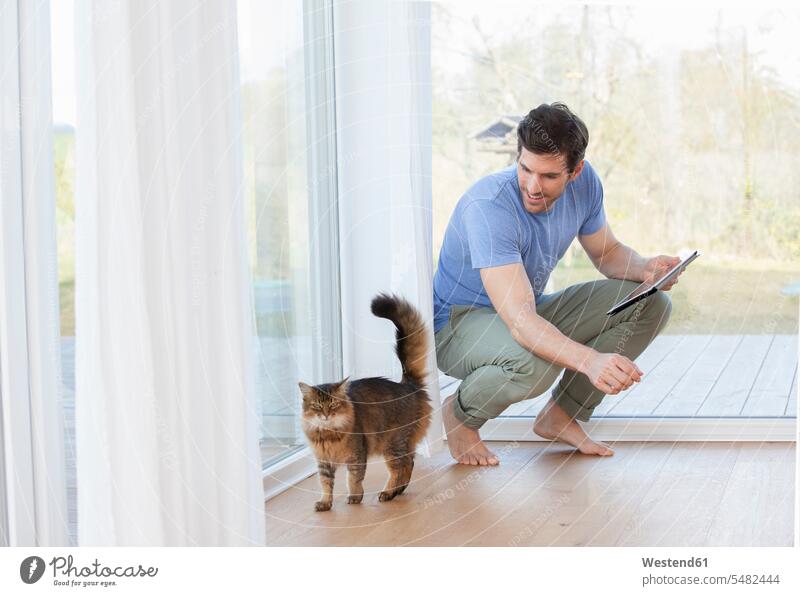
top-left (533, 398), bottom-right (614, 456)
top-left (442, 393), bottom-right (499, 466)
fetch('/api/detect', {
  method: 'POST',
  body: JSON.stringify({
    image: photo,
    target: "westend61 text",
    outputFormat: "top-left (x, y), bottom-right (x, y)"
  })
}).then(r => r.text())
top-left (50, 556), bottom-right (158, 578)
top-left (642, 557), bottom-right (708, 568)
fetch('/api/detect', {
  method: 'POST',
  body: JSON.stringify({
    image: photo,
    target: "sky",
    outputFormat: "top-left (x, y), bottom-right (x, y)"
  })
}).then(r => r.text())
top-left (433, 1), bottom-right (799, 83)
top-left (50, 0), bottom-right (75, 125)
top-left (50, 0), bottom-right (799, 126)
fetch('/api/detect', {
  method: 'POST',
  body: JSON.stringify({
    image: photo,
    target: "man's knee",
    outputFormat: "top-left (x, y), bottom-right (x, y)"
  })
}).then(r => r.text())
top-left (501, 352), bottom-right (560, 399)
top-left (642, 290), bottom-right (672, 331)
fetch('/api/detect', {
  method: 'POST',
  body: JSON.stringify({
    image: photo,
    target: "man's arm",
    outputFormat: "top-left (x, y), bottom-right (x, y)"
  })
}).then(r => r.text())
top-left (579, 223), bottom-right (683, 290)
top-left (480, 263), bottom-right (642, 394)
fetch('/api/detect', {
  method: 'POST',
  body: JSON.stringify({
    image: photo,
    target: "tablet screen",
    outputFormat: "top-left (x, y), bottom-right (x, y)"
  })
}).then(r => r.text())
top-left (619, 250), bottom-right (700, 303)
top-left (619, 279), bottom-right (654, 304)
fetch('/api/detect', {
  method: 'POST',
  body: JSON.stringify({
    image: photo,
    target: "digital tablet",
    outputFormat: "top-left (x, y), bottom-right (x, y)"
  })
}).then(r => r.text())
top-left (606, 250), bottom-right (701, 316)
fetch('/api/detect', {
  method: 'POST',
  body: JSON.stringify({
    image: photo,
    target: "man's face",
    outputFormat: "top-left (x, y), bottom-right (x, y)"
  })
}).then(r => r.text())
top-left (516, 147), bottom-right (583, 214)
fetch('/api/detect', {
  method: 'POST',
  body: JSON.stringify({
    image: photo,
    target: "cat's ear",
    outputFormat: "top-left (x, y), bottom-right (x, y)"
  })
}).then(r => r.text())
top-left (298, 382), bottom-right (314, 399)
top-left (336, 377), bottom-right (350, 395)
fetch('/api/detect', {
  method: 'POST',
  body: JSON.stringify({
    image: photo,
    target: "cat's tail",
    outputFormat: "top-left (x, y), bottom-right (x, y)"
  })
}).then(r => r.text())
top-left (370, 293), bottom-right (429, 388)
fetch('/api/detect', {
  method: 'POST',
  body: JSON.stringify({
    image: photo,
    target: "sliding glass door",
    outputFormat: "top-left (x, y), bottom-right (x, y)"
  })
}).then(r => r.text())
top-left (431, 3), bottom-right (799, 433)
top-left (237, 0), bottom-right (341, 468)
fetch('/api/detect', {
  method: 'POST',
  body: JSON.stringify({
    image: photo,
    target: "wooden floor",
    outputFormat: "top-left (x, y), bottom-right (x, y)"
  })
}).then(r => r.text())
top-left (502, 334), bottom-right (798, 418)
top-left (266, 441), bottom-right (795, 547)
top-left (60, 334), bottom-right (798, 546)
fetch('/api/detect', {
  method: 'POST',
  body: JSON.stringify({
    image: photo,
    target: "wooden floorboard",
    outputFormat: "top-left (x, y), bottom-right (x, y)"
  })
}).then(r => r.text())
top-left (741, 335), bottom-right (797, 416)
top-left (607, 335), bottom-right (714, 416)
top-left (593, 334), bottom-right (683, 416)
top-left (652, 335), bottom-right (742, 416)
top-left (785, 365), bottom-right (797, 417)
top-left (266, 442), bottom-right (537, 546)
top-left (696, 335), bottom-right (774, 416)
top-left (706, 442), bottom-right (796, 546)
top-left (458, 443), bottom-right (676, 547)
top-left (266, 441), bottom-right (795, 547)
top-left (615, 442), bottom-right (741, 546)
top-left (496, 335), bottom-right (798, 419)
top-left (60, 334), bottom-right (797, 546)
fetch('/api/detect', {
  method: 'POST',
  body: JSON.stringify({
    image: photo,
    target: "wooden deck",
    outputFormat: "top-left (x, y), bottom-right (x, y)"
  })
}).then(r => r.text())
top-left (491, 334), bottom-right (798, 419)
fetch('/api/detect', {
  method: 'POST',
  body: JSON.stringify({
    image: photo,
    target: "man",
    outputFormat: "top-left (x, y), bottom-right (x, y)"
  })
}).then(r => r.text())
top-left (433, 102), bottom-right (680, 466)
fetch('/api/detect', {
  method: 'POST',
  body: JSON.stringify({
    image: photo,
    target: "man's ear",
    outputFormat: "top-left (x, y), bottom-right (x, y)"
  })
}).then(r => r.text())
top-left (569, 159), bottom-right (585, 181)
top-left (298, 382), bottom-right (313, 399)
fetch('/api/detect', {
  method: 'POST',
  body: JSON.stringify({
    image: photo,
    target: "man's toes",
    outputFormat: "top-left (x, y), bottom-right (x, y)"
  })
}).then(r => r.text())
top-left (592, 440), bottom-right (613, 455)
top-left (475, 453), bottom-right (488, 466)
top-left (579, 441), bottom-right (615, 456)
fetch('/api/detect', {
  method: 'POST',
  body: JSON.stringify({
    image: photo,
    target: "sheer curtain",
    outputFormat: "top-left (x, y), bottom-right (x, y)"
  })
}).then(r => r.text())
top-left (334, 1), bottom-right (443, 452)
top-left (74, 0), bottom-right (264, 545)
top-left (0, 0), bottom-right (69, 547)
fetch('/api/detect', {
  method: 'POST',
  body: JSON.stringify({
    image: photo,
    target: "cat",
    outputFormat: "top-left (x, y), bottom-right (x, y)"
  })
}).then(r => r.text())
top-left (298, 293), bottom-right (432, 512)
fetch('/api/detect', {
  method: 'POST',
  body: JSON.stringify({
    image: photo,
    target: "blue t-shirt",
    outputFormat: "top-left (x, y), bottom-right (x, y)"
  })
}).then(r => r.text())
top-left (432, 160), bottom-right (606, 333)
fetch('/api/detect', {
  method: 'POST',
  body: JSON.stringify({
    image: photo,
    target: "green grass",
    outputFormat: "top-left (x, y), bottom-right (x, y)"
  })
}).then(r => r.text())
top-left (59, 279), bottom-right (74, 337)
top-left (551, 263), bottom-right (800, 334)
top-left (59, 263), bottom-right (798, 338)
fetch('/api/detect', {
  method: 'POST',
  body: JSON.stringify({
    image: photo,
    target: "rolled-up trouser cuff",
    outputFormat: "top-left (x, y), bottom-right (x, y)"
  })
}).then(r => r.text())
top-left (551, 383), bottom-right (594, 422)
top-left (453, 388), bottom-right (487, 430)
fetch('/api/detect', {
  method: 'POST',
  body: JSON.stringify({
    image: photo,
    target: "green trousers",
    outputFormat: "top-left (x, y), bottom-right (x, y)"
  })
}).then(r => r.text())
top-left (434, 279), bottom-right (673, 428)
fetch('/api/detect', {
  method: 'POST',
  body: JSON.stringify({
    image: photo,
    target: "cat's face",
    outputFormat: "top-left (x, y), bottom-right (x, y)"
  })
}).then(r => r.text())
top-left (298, 379), bottom-right (353, 432)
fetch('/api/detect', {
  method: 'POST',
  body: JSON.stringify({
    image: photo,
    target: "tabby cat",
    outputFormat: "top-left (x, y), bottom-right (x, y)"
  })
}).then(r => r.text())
top-left (298, 294), bottom-right (432, 512)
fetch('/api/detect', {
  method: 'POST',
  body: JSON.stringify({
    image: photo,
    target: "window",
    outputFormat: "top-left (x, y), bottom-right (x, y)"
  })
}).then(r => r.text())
top-left (432, 3), bottom-right (798, 426)
top-left (51, 0), bottom-right (77, 546)
top-left (238, 0), bottom-right (341, 467)
top-left (47, 1), bottom-right (343, 532)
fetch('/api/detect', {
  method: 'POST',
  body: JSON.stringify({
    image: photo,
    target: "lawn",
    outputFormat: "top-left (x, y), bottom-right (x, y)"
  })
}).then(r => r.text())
top-left (60, 279), bottom-right (75, 336)
top-left (551, 261), bottom-right (799, 335)
top-left (58, 259), bottom-right (799, 338)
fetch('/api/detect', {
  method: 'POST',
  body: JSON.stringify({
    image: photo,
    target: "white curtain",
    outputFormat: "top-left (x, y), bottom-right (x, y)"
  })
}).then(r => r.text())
top-left (0, 0), bottom-right (69, 546)
top-left (334, 1), bottom-right (443, 452)
top-left (74, 0), bottom-right (264, 545)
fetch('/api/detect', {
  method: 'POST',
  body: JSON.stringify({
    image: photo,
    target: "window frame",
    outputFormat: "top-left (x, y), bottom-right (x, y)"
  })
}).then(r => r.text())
top-left (261, 0), bottom-right (342, 496)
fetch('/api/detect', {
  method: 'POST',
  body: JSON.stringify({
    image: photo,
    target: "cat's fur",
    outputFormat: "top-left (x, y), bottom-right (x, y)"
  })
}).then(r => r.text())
top-left (298, 294), bottom-right (432, 512)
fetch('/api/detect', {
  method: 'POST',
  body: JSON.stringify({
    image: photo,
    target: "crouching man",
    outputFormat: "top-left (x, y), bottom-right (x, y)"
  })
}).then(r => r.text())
top-left (433, 102), bottom-right (680, 465)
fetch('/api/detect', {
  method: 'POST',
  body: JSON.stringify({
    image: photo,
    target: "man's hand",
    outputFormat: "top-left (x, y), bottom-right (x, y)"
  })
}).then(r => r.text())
top-left (582, 352), bottom-right (643, 395)
top-left (579, 225), bottom-right (681, 289)
top-left (642, 255), bottom-right (682, 291)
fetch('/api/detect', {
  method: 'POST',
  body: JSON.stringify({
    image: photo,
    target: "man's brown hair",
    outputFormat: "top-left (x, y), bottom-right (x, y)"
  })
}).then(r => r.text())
top-left (517, 102), bottom-right (589, 172)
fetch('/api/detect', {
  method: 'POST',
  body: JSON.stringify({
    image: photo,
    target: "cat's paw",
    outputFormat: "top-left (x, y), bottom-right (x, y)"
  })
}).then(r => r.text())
top-left (378, 490), bottom-right (397, 502)
top-left (346, 495), bottom-right (363, 505)
top-left (315, 500), bottom-right (333, 512)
